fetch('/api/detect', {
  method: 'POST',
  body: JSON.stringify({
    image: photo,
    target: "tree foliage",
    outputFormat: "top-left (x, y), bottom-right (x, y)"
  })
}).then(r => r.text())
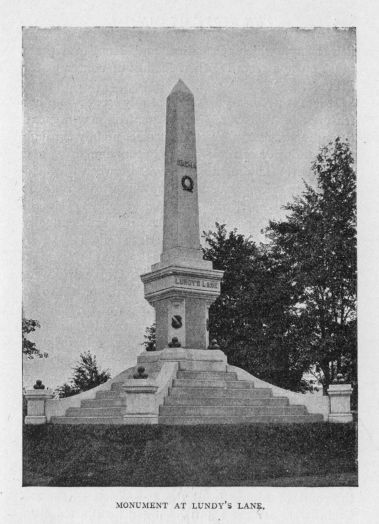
top-left (56, 351), bottom-right (111, 398)
top-left (266, 138), bottom-right (356, 388)
top-left (22, 317), bottom-right (48, 359)
top-left (202, 223), bottom-right (307, 390)
top-left (142, 323), bottom-right (156, 351)
top-left (203, 138), bottom-right (356, 391)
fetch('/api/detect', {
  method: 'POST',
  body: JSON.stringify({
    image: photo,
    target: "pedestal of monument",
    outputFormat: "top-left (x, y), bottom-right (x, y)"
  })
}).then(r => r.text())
top-left (141, 259), bottom-right (223, 350)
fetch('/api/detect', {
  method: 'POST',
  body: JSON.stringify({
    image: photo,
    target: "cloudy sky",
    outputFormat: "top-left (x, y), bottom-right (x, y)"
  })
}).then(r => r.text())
top-left (22, 27), bottom-right (355, 388)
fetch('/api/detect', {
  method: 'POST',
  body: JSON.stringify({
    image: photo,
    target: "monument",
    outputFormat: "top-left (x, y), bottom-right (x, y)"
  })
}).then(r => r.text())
top-left (29, 81), bottom-right (351, 425)
top-left (141, 80), bottom-right (224, 351)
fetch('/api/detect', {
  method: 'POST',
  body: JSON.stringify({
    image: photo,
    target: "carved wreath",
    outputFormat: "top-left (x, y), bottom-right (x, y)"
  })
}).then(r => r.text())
top-left (181, 175), bottom-right (194, 192)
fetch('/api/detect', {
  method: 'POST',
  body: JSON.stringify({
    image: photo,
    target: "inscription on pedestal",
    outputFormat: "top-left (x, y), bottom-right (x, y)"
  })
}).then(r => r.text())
top-left (174, 277), bottom-right (218, 289)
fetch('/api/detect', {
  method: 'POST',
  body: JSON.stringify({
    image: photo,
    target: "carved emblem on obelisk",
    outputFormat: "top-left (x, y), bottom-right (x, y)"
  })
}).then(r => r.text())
top-left (181, 175), bottom-right (194, 192)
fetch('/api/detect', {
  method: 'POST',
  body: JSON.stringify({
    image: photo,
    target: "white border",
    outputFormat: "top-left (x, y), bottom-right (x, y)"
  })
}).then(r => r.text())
top-left (1, 2), bottom-right (379, 523)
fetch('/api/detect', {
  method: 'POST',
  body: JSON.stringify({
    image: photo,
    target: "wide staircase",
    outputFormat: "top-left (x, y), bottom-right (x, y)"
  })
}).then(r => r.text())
top-left (51, 382), bottom-right (127, 425)
top-left (158, 369), bottom-right (323, 424)
top-left (52, 366), bottom-right (323, 425)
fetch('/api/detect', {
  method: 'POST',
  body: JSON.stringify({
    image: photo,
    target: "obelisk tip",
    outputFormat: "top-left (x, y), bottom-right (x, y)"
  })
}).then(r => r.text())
top-left (170, 79), bottom-right (193, 95)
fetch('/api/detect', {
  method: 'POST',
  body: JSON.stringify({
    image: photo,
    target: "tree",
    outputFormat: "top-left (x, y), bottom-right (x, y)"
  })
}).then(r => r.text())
top-left (56, 351), bottom-right (111, 398)
top-left (142, 323), bottom-right (156, 351)
top-left (266, 138), bottom-right (356, 390)
top-left (202, 223), bottom-right (308, 390)
top-left (203, 139), bottom-right (356, 392)
top-left (22, 317), bottom-right (48, 359)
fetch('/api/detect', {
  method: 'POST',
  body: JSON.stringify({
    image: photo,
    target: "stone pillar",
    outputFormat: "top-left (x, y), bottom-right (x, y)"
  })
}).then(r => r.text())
top-left (122, 382), bottom-right (159, 424)
top-left (162, 79), bottom-right (201, 259)
top-left (141, 269), bottom-right (223, 350)
top-left (141, 80), bottom-right (223, 350)
top-left (25, 381), bottom-right (54, 425)
top-left (327, 380), bottom-right (353, 423)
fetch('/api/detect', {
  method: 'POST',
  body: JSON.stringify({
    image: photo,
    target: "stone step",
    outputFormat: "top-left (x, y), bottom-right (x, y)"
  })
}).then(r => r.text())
top-left (95, 390), bottom-right (122, 399)
top-left (65, 407), bottom-right (125, 417)
top-left (172, 379), bottom-right (254, 389)
top-left (176, 371), bottom-right (238, 381)
top-left (179, 361), bottom-right (227, 372)
top-left (159, 414), bottom-right (324, 425)
top-left (81, 398), bottom-right (127, 408)
top-left (159, 405), bottom-right (307, 416)
top-left (51, 416), bottom-right (124, 425)
top-left (164, 396), bottom-right (289, 407)
top-left (110, 382), bottom-right (125, 392)
top-left (169, 387), bottom-right (272, 398)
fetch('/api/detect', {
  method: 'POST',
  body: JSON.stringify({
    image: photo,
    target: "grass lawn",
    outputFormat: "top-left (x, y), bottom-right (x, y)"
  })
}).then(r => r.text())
top-left (23, 423), bottom-right (357, 487)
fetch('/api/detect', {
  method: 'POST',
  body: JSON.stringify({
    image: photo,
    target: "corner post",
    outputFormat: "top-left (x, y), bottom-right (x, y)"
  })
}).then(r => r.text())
top-left (327, 376), bottom-right (353, 423)
top-left (25, 380), bottom-right (54, 425)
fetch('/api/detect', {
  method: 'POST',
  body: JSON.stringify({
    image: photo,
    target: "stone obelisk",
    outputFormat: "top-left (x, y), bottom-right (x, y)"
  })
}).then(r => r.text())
top-left (141, 80), bottom-right (223, 350)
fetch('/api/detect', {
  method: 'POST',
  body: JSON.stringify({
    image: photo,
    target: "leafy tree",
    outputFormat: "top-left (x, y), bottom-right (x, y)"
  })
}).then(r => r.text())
top-left (266, 138), bottom-right (356, 390)
top-left (203, 138), bottom-right (356, 392)
top-left (202, 223), bottom-right (307, 390)
top-left (22, 317), bottom-right (48, 359)
top-left (56, 351), bottom-right (111, 398)
top-left (142, 323), bottom-right (156, 351)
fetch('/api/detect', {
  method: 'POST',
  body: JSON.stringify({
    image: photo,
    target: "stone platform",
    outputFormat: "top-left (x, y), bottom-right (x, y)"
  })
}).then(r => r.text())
top-left (50, 348), bottom-right (327, 425)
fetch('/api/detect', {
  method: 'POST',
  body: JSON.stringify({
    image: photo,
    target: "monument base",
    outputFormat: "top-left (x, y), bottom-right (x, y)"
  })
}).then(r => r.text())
top-left (138, 347), bottom-right (227, 372)
top-left (48, 348), bottom-right (335, 425)
top-left (25, 415), bottom-right (48, 425)
top-left (141, 265), bottom-right (224, 350)
top-left (328, 413), bottom-right (354, 423)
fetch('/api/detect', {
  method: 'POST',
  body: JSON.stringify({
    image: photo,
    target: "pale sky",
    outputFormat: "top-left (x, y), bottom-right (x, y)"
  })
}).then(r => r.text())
top-left (22, 27), bottom-right (356, 388)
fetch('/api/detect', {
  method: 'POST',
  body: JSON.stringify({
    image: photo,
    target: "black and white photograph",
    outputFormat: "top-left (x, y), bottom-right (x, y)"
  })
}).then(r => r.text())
top-left (1, 3), bottom-right (379, 522)
top-left (21, 26), bottom-right (357, 487)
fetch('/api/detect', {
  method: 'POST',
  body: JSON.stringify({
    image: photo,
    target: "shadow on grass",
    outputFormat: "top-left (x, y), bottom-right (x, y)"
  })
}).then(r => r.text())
top-left (23, 423), bottom-right (358, 487)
